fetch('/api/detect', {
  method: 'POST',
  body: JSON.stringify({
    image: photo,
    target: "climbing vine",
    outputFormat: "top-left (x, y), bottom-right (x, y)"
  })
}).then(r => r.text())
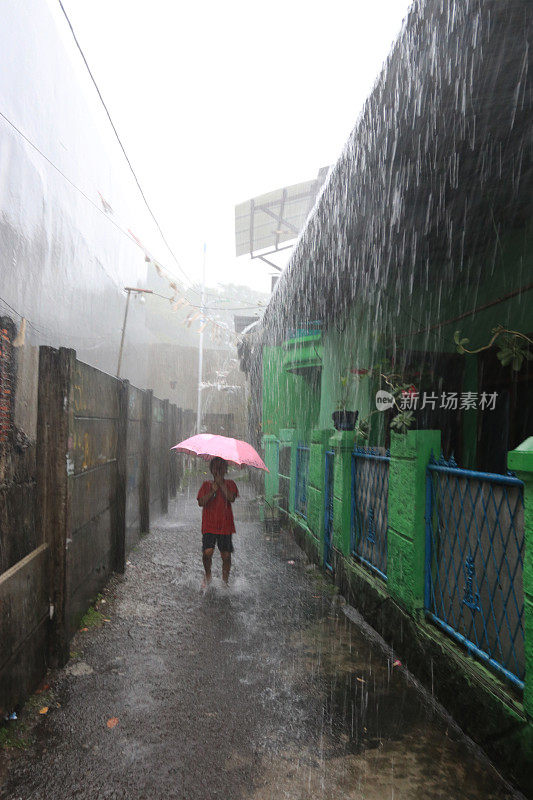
top-left (454, 325), bottom-right (532, 371)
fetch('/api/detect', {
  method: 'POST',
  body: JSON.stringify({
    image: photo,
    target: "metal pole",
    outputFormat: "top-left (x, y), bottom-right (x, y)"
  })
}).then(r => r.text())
top-left (117, 287), bottom-right (153, 378)
top-left (117, 288), bottom-right (132, 378)
top-left (196, 243), bottom-right (206, 433)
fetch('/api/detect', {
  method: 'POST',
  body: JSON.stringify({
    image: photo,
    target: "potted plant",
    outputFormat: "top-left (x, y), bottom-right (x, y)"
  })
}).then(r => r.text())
top-left (332, 374), bottom-right (359, 431)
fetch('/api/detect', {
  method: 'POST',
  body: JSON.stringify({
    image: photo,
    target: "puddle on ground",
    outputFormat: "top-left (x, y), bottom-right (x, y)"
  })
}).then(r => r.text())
top-left (238, 583), bottom-right (520, 800)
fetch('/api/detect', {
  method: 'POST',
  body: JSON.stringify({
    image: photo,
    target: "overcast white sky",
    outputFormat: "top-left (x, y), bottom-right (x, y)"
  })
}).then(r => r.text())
top-left (60, 0), bottom-right (413, 294)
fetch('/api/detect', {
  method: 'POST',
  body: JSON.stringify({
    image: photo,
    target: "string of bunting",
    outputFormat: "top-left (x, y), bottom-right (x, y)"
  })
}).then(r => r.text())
top-left (140, 249), bottom-right (244, 347)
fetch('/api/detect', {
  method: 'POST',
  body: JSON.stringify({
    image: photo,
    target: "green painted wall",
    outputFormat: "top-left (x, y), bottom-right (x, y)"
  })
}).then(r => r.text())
top-left (319, 306), bottom-right (385, 437)
top-left (262, 345), bottom-right (320, 439)
top-left (508, 437), bottom-right (533, 719)
top-left (260, 224), bottom-right (532, 764)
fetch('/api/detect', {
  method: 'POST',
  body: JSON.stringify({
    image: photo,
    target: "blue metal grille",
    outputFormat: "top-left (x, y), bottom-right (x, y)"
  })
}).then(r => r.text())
top-left (351, 446), bottom-right (390, 580)
top-left (425, 454), bottom-right (525, 689)
top-left (324, 450), bottom-right (334, 571)
top-left (295, 444), bottom-right (310, 518)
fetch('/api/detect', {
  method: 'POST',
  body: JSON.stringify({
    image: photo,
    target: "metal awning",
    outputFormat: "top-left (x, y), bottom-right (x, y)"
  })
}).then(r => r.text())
top-left (235, 167), bottom-right (329, 269)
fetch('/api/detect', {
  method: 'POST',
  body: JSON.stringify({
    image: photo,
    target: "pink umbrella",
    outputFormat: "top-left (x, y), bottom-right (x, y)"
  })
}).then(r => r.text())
top-left (171, 433), bottom-right (269, 472)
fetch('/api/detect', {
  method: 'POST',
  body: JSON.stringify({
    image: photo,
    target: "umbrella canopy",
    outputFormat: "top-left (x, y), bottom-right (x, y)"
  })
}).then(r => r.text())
top-left (171, 433), bottom-right (268, 472)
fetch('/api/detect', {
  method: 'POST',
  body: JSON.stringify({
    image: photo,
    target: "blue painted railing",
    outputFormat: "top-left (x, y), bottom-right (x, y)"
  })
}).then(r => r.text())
top-left (351, 446), bottom-right (390, 580)
top-left (295, 443), bottom-right (310, 518)
top-left (324, 450), bottom-right (334, 571)
top-left (425, 453), bottom-right (525, 689)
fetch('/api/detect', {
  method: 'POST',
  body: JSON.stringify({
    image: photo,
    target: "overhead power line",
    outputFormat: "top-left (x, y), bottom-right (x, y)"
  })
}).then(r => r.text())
top-left (57, 0), bottom-right (201, 295)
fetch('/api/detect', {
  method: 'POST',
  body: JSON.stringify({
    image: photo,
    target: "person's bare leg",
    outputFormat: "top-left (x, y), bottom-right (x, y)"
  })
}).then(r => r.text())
top-left (202, 547), bottom-right (214, 587)
top-left (221, 551), bottom-right (231, 585)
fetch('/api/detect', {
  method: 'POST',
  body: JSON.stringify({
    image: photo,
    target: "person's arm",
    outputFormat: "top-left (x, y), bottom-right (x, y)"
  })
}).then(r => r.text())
top-left (216, 479), bottom-right (237, 503)
top-left (198, 482), bottom-right (217, 507)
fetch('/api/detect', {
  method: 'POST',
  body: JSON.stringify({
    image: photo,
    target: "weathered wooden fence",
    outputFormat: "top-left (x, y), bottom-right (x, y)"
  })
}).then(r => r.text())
top-left (0, 347), bottom-right (186, 715)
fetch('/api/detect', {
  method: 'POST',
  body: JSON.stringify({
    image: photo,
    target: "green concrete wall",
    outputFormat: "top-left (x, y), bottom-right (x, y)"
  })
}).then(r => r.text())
top-left (387, 429), bottom-right (441, 615)
top-left (260, 226), bottom-right (533, 788)
top-left (262, 435), bottom-right (279, 505)
top-left (319, 307), bottom-right (381, 434)
top-left (263, 345), bottom-right (320, 438)
top-left (508, 437), bottom-right (533, 719)
top-left (381, 227), bottom-right (533, 358)
top-left (306, 429), bottom-right (331, 547)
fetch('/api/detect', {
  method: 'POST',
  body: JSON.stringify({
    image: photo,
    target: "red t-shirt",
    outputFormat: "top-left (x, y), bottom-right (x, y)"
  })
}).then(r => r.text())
top-left (197, 480), bottom-right (238, 534)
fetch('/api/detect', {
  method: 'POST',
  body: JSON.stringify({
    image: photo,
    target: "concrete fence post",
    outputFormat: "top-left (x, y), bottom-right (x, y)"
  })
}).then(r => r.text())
top-left (387, 429), bottom-right (441, 616)
top-left (330, 430), bottom-right (356, 558)
top-left (508, 437), bottom-right (533, 719)
top-left (36, 346), bottom-right (76, 667)
top-left (286, 429), bottom-right (298, 515)
top-left (114, 379), bottom-right (129, 574)
top-left (140, 389), bottom-right (152, 533)
top-left (161, 399), bottom-right (170, 514)
top-left (307, 428), bottom-right (331, 549)
top-left (262, 434), bottom-right (279, 506)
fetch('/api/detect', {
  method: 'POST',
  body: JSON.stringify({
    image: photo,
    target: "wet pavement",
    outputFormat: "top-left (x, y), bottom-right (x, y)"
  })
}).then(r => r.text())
top-left (0, 482), bottom-right (523, 799)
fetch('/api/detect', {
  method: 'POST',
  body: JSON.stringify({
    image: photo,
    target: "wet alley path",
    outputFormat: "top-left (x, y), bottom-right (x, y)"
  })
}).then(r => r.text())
top-left (0, 484), bottom-right (523, 800)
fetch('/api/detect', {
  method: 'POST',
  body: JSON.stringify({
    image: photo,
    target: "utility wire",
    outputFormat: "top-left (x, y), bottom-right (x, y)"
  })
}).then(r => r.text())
top-left (150, 291), bottom-right (263, 312)
top-left (57, 0), bottom-right (201, 295)
top-left (0, 109), bottom-right (126, 290)
top-left (0, 108), bottom-right (258, 329)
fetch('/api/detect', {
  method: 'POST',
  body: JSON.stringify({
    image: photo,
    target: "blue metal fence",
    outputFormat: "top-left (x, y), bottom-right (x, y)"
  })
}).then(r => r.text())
top-left (425, 453), bottom-right (525, 689)
top-left (351, 446), bottom-right (390, 580)
top-left (295, 443), bottom-right (310, 518)
top-left (324, 450), bottom-right (334, 571)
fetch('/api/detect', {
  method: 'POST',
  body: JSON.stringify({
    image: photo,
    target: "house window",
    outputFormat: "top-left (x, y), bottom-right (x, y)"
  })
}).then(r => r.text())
top-left (0, 320), bottom-right (15, 444)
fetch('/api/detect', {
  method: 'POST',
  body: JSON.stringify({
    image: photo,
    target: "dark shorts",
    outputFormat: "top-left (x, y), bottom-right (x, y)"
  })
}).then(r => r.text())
top-left (202, 533), bottom-right (234, 553)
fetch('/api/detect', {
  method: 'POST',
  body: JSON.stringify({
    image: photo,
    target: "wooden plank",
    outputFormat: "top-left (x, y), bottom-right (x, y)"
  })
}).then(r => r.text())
top-left (161, 399), bottom-right (169, 514)
top-left (0, 543), bottom-right (49, 671)
top-left (71, 417), bottom-right (117, 474)
top-left (69, 462), bottom-right (116, 533)
top-left (114, 380), bottom-right (128, 573)
top-left (0, 481), bottom-right (38, 575)
top-left (66, 507), bottom-right (114, 635)
top-left (169, 404), bottom-right (177, 498)
top-left (67, 551), bottom-right (112, 639)
top-left (36, 346), bottom-right (75, 667)
top-left (127, 420), bottom-right (142, 457)
top-left (140, 390), bottom-right (152, 533)
top-left (0, 542), bottom-right (49, 722)
top-left (128, 385), bottom-right (144, 422)
top-left (72, 361), bottom-right (119, 419)
top-left (176, 408), bottom-right (184, 489)
top-left (152, 397), bottom-right (164, 424)
top-left (0, 617), bottom-right (48, 717)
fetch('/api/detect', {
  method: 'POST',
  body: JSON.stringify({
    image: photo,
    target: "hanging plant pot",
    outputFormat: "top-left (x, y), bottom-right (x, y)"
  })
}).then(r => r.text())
top-left (332, 410), bottom-right (358, 431)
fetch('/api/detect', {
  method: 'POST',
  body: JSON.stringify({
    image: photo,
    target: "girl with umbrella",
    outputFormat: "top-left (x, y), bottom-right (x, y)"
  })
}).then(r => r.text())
top-left (197, 457), bottom-right (238, 587)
